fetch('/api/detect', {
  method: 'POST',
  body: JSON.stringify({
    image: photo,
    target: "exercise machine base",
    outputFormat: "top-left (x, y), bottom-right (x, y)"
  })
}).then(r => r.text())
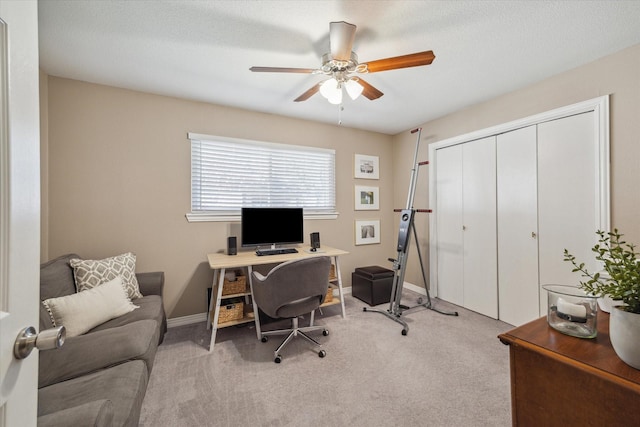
top-left (363, 296), bottom-right (458, 335)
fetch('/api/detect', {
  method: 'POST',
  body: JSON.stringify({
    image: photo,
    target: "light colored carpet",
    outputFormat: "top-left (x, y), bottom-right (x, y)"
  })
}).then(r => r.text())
top-left (140, 291), bottom-right (513, 426)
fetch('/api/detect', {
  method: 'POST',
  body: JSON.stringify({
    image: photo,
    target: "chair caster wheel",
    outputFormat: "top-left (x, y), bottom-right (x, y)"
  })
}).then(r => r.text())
top-left (322, 329), bottom-right (329, 336)
top-left (363, 307), bottom-right (367, 312)
top-left (318, 350), bottom-right (326, 358)
top-left (401, 329), bottom-right (408, 336)
top-left (274, 355), bottom-right (282, 363)
top-left (417, 297), bottom-right (423, 304)
top-left (261, 336), bottom-right (268, 343)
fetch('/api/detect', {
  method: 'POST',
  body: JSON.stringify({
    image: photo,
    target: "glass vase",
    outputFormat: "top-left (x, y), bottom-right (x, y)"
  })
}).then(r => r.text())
top-left (543, 284), bottom-right (598, 339)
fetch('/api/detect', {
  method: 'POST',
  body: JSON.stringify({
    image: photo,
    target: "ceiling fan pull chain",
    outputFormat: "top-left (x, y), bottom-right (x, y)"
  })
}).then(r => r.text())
top-left (338, 103), bottom-right (343, 125)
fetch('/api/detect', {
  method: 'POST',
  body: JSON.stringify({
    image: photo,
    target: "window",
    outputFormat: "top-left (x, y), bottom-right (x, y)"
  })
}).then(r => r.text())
top-left (187, 133), bottom-right (337, 222)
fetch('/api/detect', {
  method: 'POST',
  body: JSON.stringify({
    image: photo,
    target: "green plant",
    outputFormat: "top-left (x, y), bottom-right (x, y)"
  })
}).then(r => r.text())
top-left (564, 229), bottom-right (640, 314)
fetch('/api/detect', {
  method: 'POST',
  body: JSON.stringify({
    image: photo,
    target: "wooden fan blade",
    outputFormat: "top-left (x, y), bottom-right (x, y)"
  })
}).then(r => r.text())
top-left (362, 50), bottom-right (435, 73)
top-left (330, 21), bottom-right (356, 61)
top-left (356, 78), bottom-right (384, 100)
top-left (294, 83), bottom-right (321, 102)
top-left (250, 66), bottom-right (316, 73)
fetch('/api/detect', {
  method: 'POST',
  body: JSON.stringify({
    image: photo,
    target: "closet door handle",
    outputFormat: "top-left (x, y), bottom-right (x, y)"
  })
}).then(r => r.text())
top-left (531, 232), bottom-right (537, 238)
top-left (462, 225), bottom-right (466, 231)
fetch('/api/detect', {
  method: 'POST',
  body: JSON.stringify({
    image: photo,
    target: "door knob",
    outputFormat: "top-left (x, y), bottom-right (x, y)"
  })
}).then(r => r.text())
top-left (531, 232), bottom-right (537, 238)
top-left (14, 326), bottom-right (66, 360)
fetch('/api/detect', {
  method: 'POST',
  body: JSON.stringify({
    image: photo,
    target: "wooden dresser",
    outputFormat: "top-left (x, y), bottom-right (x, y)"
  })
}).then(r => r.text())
top-left (498, 311), bottom-right (640, 426)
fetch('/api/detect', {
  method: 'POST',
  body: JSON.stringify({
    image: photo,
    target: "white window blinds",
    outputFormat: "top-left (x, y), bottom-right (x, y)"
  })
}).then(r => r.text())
top-left (188, 133), bottom-right (336, 221)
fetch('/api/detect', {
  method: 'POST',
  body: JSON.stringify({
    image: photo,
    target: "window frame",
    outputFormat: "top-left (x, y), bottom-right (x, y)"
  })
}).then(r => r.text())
top-left (186, 133), bottom-right (338, 222)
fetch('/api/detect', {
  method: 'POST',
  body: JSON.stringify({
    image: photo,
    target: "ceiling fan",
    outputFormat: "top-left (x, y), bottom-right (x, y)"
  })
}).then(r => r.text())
top-left (250, 21), bottom-right (435, 104)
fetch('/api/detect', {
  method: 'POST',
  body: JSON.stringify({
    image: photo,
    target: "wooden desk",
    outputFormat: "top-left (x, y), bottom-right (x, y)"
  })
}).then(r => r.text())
top-left (206, 246), bottom-right (349, 351)
top-left (498, 311), bottom-right (640, 426)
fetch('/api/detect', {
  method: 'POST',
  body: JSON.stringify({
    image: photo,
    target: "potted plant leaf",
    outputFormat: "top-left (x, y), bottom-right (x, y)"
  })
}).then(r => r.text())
top-left (564, 229), bottom-right (640, 369)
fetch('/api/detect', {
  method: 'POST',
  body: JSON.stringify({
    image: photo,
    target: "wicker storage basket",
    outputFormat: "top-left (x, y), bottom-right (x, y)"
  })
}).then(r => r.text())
top-left (329, 264), bottom-right (337, 281)
top-left (217, 300), bottom-right (244, 324)
top-left (324, 286), bottom-right (334, 303)
top-left (222, 275), bottom-right (246, 295)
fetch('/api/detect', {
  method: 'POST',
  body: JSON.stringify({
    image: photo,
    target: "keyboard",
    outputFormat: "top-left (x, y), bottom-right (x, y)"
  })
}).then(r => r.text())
top-left (255, 248), bottom-right (299, 256)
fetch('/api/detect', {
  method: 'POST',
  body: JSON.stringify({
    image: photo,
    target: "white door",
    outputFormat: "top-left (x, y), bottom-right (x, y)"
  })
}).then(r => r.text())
top-left (0, 2), bottom-right (41, 426)
top-left (497, 126), bottom-right (540, 326)
top-left (537, 112), bottom-right (600, 313)
top-left (435, 144), bottom-right (464, 306)
top-left (462, 136), bottom-right (497, 318)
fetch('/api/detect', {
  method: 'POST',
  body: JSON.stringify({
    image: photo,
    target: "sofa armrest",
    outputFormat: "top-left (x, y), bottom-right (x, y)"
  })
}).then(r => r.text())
top-left (38, 320), bottom-right (159, 388)
top-left (136, 271), bottom-right (164, 297)
top-left (37, 399), bottom-right (113, 427)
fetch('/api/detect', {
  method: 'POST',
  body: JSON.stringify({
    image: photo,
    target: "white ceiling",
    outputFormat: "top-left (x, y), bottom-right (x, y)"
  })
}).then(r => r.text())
top-left (38, 1), bottom-right (640, 135)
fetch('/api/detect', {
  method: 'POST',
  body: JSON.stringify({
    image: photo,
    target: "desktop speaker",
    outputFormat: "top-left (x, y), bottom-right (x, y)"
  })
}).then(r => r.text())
top-left (227, 236), bottom-right (237, 256)
top-left (310, 232), bottom-right (321, 251)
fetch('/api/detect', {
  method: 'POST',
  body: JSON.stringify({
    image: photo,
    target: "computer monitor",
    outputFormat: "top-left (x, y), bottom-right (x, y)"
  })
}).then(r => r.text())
top-left (241, 207), bottom-right (304, 248)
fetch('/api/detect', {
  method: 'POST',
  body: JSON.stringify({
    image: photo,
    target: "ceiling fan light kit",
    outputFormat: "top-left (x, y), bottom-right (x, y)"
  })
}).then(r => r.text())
top-left (250, 21), bottom-right (435, 107)
top-left (344, 79), bottom-right (364, 100)
top-left (319, 78), bottom-right (343, 104)
top-left (319, 75), bottom-right (364, 104)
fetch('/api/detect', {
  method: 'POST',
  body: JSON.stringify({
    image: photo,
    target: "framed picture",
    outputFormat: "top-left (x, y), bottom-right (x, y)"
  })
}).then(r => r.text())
top-left (355, 185), bottom-right (379, 210)
top-left (355, 220), bottom-right (381, 245)
top-left (354, 154), bottom-right (379, 180)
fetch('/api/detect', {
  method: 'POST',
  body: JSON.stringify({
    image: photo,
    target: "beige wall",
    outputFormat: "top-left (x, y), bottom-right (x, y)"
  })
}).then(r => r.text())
top-left (43, 77), bottom-right (396, 318)
top-left (43, 42), bottom-right (640, 317)
top-left (394, 43), bottom-right (640, 288)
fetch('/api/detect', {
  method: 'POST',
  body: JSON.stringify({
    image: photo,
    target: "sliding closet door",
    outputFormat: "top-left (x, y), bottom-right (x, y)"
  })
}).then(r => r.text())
top-left (435, 144), bottom-right (464, 306)
top-left (462, 137), bottom-right (498, 318)
top-left (537, 112), bottom-right (600, 313)
top-left (497, 126), bottom-right (540, 326)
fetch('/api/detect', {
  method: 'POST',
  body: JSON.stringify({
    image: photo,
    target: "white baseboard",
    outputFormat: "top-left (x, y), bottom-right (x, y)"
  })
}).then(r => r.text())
top-left (403, 282), bottom-right (428, 295)
top-left (166, 284), bottom-right (427, 329)
top-left (167, 312), bottom-right (207, 328)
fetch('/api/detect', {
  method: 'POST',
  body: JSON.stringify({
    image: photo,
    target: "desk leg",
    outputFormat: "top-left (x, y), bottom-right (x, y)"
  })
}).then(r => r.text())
top-left (209, 268), bottom-right (226, 352)
top-left (334, 257), bottom-right (346, 319)
top-left (206, 269), bottom-right (219, 331)
top-left (247, 266), bottom-right (262, 340)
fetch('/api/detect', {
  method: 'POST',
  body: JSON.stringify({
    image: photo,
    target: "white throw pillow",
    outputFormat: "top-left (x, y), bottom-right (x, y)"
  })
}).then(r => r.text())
top-left (42, 276), bottom-right (138, 337)
top-left (70, 252), bottom-right (143, 299)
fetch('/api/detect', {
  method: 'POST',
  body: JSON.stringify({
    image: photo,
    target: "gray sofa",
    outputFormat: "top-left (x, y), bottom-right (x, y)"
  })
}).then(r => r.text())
top-left (38, 254), bottom-right (167, 427)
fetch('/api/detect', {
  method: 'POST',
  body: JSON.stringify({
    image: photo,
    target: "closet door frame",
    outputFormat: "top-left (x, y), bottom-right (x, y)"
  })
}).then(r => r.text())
top-left (428, 96), bottom-right (610, 298)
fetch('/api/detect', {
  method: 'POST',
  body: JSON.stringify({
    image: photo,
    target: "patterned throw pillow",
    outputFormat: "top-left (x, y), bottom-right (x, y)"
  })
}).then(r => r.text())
top-left (70, 252), bottom-right (143, 299)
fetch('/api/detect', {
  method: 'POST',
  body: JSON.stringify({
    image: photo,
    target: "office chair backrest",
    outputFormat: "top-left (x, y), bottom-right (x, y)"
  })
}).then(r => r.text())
top-left (251, 256), bottom-right (331, 319)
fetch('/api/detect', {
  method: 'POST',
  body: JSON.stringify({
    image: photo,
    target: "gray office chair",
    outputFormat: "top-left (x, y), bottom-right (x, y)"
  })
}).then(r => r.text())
top-left (251, 256), bottom-right (331, 363)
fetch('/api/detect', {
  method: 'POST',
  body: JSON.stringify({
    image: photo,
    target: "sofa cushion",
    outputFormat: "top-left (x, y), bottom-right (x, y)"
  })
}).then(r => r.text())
top-left (37, 399), bottom-right (114, 427)
top-left (90, 294), bottom-right (167, 344)
top-left (40, 254), bottom-right (80, 300)
top-left (40, 254), bottom-right (80, 331)
top-left (70, 252), bottom-right (143, 299)
top-left (38, 360), bottom-right (148, 427)
top-left (39, 320), bottom-right (159, 388)
top-left (42, 276), bottom-right (138, 337)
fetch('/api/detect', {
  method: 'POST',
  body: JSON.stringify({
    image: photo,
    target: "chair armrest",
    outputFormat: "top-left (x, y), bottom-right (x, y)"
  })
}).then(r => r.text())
top-left (38, 320), bottom-right (158, 388)
top-left (37, 399), bottom-right (114, 427)
top-left (136, 271), bottom-right (164, 297)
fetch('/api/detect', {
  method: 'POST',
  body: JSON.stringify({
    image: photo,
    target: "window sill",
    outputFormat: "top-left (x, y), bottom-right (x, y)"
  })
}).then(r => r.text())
top-left (185, 212), bottom-right (340, 223)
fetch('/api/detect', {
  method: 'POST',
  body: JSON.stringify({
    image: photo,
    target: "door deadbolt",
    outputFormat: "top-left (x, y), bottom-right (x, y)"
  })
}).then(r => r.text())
top-left (14, 325), bottom-right (66, 360)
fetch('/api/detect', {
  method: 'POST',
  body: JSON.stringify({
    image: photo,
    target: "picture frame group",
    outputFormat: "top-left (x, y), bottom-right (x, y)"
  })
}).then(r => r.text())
top-left (354, 153), bottom-right (381, 245)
